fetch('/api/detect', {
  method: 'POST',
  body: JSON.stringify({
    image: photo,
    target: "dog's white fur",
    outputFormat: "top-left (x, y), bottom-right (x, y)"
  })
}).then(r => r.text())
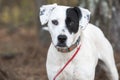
top-left (40, 4), bottom-right (119, 80)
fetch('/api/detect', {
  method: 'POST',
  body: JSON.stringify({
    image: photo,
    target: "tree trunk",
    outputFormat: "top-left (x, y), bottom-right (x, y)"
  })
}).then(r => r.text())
top-left (79, 0), bottom-right (120, 53)
top-left (79, 0), bottom-right (112, 37)
top-left (47, 0), bottom-right (79, 6)
top-left (110, 0), bottom-right (120, 52)
top-left (35, 0), bottom-right (51, 46)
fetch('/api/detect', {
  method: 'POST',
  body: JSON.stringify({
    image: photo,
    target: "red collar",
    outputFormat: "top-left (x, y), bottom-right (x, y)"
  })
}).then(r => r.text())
top-left (53, 44), bottom-right (81, 80)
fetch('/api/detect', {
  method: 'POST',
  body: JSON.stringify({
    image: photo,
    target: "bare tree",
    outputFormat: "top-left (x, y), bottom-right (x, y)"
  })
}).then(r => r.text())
top-left (79, 0), bottom-right (120, 52)
top-left (110, 0), bottom-right (120, 52)
top-left (35, 0), bottom-right (51, 46)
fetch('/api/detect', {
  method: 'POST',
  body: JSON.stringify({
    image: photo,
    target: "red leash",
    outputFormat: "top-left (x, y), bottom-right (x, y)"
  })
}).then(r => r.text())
top-left (53, 45), bottom-right (81, 80)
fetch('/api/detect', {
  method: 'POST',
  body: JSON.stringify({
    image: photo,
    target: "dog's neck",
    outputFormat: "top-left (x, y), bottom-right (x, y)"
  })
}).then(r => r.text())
top-left (55, 36), bottom-right (81, 53)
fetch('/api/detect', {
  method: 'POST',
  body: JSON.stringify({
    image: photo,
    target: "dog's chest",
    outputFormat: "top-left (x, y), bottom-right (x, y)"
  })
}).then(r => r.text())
top-left (46, 44), bottom-right (93, 80)
top-left (54, 61), bottom-right (76, 80)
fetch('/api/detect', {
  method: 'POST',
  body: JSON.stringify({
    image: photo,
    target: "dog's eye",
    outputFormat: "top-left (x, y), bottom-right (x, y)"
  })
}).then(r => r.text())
top-left (52, 20), bottom-right (58, 25)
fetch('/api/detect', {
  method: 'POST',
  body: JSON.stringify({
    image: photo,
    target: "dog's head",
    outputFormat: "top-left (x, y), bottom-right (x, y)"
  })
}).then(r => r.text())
top-left (39, 3), bottom-right (90, 48)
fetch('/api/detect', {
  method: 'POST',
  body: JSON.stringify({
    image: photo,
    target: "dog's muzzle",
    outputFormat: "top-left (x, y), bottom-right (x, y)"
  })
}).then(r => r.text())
top-left (57, 35), bottom-right (67, 47)
top-left (55, 36), bottom-right (80, 53)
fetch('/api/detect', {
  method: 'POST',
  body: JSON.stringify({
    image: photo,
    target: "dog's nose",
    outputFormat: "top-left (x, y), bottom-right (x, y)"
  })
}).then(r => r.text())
top-left (58, 35), bottom-right (67, 43)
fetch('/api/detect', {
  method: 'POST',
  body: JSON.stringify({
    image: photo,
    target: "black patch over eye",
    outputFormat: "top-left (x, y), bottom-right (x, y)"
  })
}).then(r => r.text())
top-left (52, 20), bottom-right (58, 25)
top-left (69, 21), bottom-right (75, 26)
top-left (66, 7), bottom-right (82, 34)
top-left (66, 17), bottom-right (74, 26)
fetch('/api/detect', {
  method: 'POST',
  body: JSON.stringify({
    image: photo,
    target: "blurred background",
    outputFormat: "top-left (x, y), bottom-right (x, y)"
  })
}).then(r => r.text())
top-left (0, 0), bottom-right (119, 80)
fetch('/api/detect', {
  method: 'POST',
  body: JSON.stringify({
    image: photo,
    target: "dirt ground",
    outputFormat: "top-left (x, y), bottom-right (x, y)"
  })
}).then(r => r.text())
top-left (0, 27), bottom-right (120, 80)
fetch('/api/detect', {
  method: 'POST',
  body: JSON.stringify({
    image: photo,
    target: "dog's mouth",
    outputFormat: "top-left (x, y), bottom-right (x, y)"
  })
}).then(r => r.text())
top-left (56, 46), bottom-right (68, 49)
top-left (56, 42), bottom-right (67, 47)
top-left (55, 36), bottom-right (81, 53)
top-left (55, 42), bottom-right (68, 50)
top-left (55, 44), bottom-right (69, 53)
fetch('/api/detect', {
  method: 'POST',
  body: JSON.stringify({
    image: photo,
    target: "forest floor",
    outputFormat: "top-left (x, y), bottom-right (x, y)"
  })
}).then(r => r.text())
top-left (0, 27), bottom-right (119, 80)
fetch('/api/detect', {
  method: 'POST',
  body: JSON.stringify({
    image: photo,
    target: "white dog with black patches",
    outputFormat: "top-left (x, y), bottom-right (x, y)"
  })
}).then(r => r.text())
top-left (39, 3), bottom-right (119, 80)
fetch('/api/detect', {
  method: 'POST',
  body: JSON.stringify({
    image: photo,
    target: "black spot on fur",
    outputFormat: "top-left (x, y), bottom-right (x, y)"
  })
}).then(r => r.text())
top-left (65, 7), bottom-right (82, 34)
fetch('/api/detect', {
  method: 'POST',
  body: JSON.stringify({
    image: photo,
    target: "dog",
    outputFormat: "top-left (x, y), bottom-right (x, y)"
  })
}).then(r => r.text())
top-left (39, 3), bottom-right (119, 80)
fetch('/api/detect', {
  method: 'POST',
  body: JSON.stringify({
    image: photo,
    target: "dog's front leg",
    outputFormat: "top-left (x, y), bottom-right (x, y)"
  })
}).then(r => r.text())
top-left (73, 72), bottom-right (95, 80)
top-left (46, 67), bottom-right (55, 80)
top-left (73, 63), bottom-right (96, 80)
